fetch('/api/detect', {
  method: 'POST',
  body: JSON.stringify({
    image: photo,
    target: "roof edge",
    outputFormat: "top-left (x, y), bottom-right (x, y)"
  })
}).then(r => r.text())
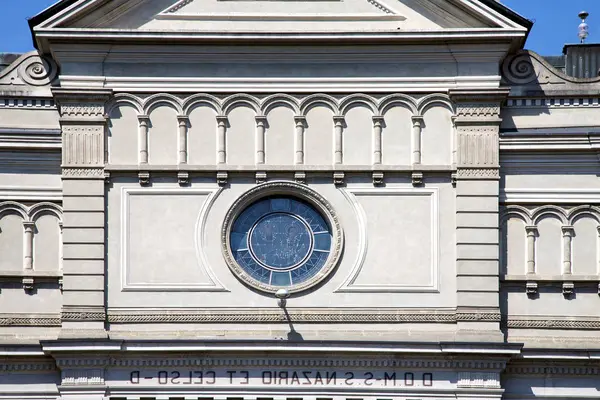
top-left (28, 0), bottom-right (78, 51)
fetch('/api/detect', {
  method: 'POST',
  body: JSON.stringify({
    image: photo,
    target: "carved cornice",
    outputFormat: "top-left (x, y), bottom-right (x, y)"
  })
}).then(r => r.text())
top-left (505, 363), bottom-right (600, 376)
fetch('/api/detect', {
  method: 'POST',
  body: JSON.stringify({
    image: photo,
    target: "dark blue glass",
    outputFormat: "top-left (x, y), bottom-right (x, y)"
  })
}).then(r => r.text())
top-left (230, 196), bottom-right (333, 287)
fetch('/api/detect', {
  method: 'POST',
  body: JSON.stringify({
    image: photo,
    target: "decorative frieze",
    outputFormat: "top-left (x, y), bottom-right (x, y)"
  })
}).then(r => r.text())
top-left (0, 313), bottom-right (61, 326)
top-left (62, 306), bottom-right (106, 322)
top-left (62, 126), bottom-right (104, 166)
top-left (62, 167), bottom-right (104, 177)
top-left (60, 103), bottom-right (105, 118)
top-left (456, 168), bottom-right (500, 179)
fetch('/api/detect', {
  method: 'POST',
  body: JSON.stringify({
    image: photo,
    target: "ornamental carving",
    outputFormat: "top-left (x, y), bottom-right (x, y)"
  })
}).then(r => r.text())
top-left (60, 102), bottom-right (105, 118)
top-left (62, 167), bottom-right (104, 177)
top-left (455, 103), bottom-right (500, 118)
top-left (502, 52), bottom-right (537, 85)
top-left (62, 126), bottom-right (104, 165)
top-left (0, 52), bottom-right (58, 87)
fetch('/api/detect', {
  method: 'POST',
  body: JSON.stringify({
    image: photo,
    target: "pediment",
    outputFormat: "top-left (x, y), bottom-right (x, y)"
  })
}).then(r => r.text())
top-left (32, 0), bottom-right (530, 35)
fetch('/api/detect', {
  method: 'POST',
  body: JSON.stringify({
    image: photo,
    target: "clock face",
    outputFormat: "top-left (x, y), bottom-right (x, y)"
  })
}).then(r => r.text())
top-left (229, 197), bottom-right (332, 288)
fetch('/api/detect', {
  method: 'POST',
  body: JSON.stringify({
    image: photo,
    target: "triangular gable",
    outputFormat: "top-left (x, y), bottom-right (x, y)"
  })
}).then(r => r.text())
top-left (29, 0), bottom-right (531, 51)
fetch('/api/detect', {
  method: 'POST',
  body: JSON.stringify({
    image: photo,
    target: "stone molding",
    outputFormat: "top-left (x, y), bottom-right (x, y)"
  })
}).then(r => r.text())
top-left (456, 168), bottom-right (500, 179)
top-left (108, 357), bottom-right (506, 370)
top-left (505, 364), bottom-right (600, 376)
top-left (0, 313), bottom-right (61, 326)
top-left (62, 167), bottom-right (105, 178)
top-left (105, 308), bottom-right (501, 324)
top-left (507, 316), bottom-right (600, 330)
top-left (455, 103), bottom-right (500, 119)
top-left (62, 306), bottom-right (106, 322)
top-left (59, 103), bottom-right (105, 118)
top-left (0, 360), bottom-right (57, 372)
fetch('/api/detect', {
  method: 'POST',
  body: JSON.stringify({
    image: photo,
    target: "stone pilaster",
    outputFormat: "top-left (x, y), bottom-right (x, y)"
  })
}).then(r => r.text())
top-left (450, 89), bottom-right (508, 340)
top-left (53, 88), bottom-right (112, 337)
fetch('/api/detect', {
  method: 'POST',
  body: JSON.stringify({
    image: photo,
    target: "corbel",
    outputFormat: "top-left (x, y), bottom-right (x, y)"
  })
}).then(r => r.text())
top-left (255, 171), bottom-right (267, 184)
top-left (22, 277), bottom-right (35, 293)
top-left (372, 171), bottom-right (384, 186)
top-left (103, 170), bottom-right (111, 184)
top-left (294, 171), bottom-right (306, 184)
top-left (177, 171), bottom-right (190, 186)
top-left (526, 281), bottom-right (538, 297)
top-left (412, 171), bottom-right (424, 186)
top-left (217, 172), bottom-right (228, 186)
top-left (451, 172), bottom-right (457, 187)
top-left (562, 282), bottom-right (574, 297)
top-left (58, 278), bottom-right (64, 292)
top-left (138, 171), bottom-right (150, 186)
top-left (333, 172), bottom-right (345, 187)
top-left (597, 282), bottom-right (600, 296)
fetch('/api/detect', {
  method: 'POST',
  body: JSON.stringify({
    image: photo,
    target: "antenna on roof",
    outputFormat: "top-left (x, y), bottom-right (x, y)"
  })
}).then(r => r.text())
top-left (578, 11), bottom-right (589, 44)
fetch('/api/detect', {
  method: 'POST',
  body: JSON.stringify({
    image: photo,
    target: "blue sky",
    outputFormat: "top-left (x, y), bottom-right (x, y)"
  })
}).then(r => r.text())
top-left (0, 0), bottom-right (598, 55)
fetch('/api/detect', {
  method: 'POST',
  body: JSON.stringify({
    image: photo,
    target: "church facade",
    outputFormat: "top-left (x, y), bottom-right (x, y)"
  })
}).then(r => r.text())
top-left (1, 1), bottom-right (600, 399)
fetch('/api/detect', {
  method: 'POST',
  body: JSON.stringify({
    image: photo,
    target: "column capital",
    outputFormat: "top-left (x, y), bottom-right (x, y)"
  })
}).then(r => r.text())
top-left (411, 115), bottom-right (424, 124)
top-left (294, 115), bottom-right (307, 125)
top-left (137, 114), bottom-right (150, 122)
top-left (525, 225), bottom-right (539, 235)
top-left (333, 115), bottom-right (346, 125)
top-left (561, 225), bottom-right (575, 236)
top-left (177, 115), bottom-right (189, 123)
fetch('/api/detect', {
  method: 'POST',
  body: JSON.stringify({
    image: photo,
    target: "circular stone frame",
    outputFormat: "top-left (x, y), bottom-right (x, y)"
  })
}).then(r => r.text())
top-left (222, 181), bottom-right (344, 294)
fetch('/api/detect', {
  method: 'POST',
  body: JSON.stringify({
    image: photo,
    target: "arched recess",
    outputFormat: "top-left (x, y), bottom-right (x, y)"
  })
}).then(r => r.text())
top-left (187, 102), bottom-right (218, 165)
top-left (421, 104), bottom-right (453, 165)
top-left (570, 209), bottom-right (600, 275)
top-left (341, 100), bottom-right (375, 165)
top-left (500, 213), bottom-right (528, 275)
top-left (108, 103), bottom-right (139, 164)
top-left (380, 102), bottom-right (413, 165)
top-left (32, 211), bottom-right (61, 272)
top-left (148, 103), bottom-right (179, 165)
top-left (0, 203), bottom-right (27, 271)
top-left (265, 104), bottom-right (295, 165)
top-left (304, 101), bottom-right (335, 166)
top-left (226, 103), bottom-right (257, 165)
top-left (535, 213), bottom-right (564, 275)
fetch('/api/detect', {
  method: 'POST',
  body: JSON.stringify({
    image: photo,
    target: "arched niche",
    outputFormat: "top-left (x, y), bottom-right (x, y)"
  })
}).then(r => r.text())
top-left (343, 104), bottom-right (373, 165)
top-left (0, 212), bottom-right (24, 271)
top-left (226, 105), bottom-right (256, 165)
top-left (188, 104), bottom-right (218, 165)
top-left (304, 104), bottom-right (334, 165)
top-left (108, 104), bottom-right (138, 165)
top-left (381, 105), bottom-right (412, 166)
top-left (266, 105), bottom-right (294, 165)
top-left (572, 216), bottom-right (599, 275)
top-left (536, 215), bottom-right (563, 275)
top-left (33, 212), bottom-right (61, 272)
top-left (148, 104), bottom-right (178, 165)
top-left (501, 216), bottom-right (527, 275)
top-left (421, 106), bottom-right (452, 165)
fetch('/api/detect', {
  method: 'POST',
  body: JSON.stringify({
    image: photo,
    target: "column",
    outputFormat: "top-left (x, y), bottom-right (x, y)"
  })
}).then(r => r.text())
top-left (372, 116), bottom-right (384, 165)
top-left (294, 116), bottom-right (306, 165)
top-left (525, 226), bottom-right (538, 275)
top-left (137, 115), bottom-right (149, 164)
top-left (333, 115), bottom-right (345, 164)
top-left (55, 88), bottom-right (112, 336)
top-left (23, 221), bottom-right (34, 270)
top-left (177, 115), bottom-right (189, 164)
top-left (451, 89), bottom-right (507, 340)
top-left (411, 115), bottom-right (424, 165)
top-left (255, 116), bottom-right (267, 165)
top-left (216, 115), bottom-right (228, 164)
top-left (562, 226), bottom-right (574, 275)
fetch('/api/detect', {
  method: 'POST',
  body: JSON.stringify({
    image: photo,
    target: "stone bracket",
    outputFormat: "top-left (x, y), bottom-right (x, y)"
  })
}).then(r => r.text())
top-left (562, 281), bottom-right (575, 297)
top-left (333, 172), bottom-right (345, 186)
top-left (255, 171), bottom-right (267, 184)
top-left (526, 281), bottom-right (538, 297)
top-left (22, 277), bottom-right (35, 293)
top-left (294, 171), bottom-right (306, 184)
top-left (217, 171), bottom-right (228, 186)
top-left (138, 171), bottom-right (150, 186)
top-left (372, 171), bottom-right (384, 186)
top-left (177, 171), bottom-right (189, 186)
top-left (412, 171), bottom-right (423, 186)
